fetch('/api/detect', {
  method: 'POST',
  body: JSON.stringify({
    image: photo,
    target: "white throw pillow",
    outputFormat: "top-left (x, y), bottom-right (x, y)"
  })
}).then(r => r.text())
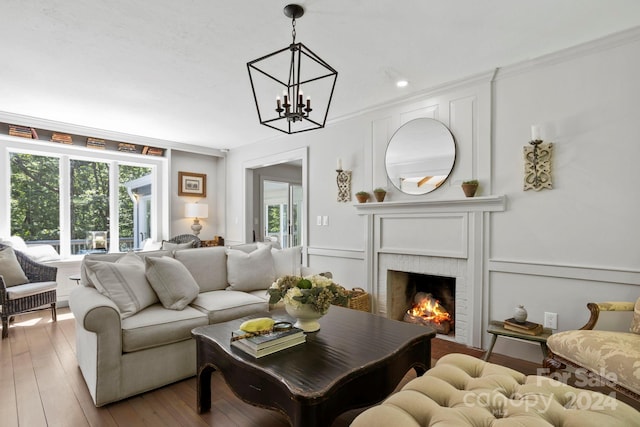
top-left (265, 244), bottom-right (302, 277)
top-left (141, 238), bottom-right (162, 252)
top-left (0, 246), bottom-right (29, 287)
top-left (1, 236), bottom-right (29, 252)
top-left (84, 259), bottom-right (159, 319)
top-left (226, 245), bottom-right (276, 291)
top-left (145, 256), bottom-right (200, 310)
top-left (23, 245), bottom-right (61, 262)
top-left (116, 251), bottom-right (145, 266)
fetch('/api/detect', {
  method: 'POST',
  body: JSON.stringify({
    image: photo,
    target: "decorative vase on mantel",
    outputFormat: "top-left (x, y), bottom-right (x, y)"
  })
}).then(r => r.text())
top-left (285, 302), bottom-right (326, 332)
top-left (461, 180), bottom-right (479, 197)
top-left (373, 188), bottom-right (387, 202)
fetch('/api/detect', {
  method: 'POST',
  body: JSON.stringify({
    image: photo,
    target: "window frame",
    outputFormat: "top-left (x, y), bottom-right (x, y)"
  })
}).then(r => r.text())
top-left (1, 136), bottom-right (168, 259)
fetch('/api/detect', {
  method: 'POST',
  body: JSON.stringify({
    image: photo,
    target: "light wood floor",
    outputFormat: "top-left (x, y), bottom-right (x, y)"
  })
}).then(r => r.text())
top-left (1, 307), bottom-right (630, 426)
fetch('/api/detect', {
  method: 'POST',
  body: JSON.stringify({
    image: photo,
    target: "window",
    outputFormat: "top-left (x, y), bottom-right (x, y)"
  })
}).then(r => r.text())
top-left (9, 150), bottom-right (158, 257)
top-left (10, 153), bottom-right (60, 247)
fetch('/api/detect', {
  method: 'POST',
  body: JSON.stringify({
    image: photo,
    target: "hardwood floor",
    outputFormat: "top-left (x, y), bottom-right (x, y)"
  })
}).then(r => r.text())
top-left (0, 308), bottom-right (632, 426)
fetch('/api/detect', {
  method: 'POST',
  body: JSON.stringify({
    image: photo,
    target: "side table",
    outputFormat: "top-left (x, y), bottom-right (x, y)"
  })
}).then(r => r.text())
top-left (69, 274), bottom-right (82, 285)
top-left (484, 320), bottom-right (552, 362)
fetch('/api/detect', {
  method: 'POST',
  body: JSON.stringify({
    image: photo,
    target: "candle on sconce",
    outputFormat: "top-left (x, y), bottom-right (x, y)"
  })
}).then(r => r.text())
top-left (337, 158), bottom-right (342, 170)
top-left (531, 125), bottom-right (541, 141)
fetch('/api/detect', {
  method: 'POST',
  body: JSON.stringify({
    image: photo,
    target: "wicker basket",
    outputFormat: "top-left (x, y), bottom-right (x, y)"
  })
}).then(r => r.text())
top-left (346, 287), bottom-right (371, 312)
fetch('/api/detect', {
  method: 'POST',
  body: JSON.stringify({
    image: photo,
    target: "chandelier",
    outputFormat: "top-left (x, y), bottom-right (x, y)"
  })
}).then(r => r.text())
top-left (247, 4), bottom-right (338, 134)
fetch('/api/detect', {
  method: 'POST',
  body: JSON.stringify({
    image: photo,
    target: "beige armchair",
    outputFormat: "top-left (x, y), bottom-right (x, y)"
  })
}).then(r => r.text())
top-left (544, 300), bottom-right (640, 403)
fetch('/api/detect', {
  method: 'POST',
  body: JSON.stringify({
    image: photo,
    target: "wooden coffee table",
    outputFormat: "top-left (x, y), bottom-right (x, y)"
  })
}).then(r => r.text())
top-left (192, 305), bottom-right (435, 427)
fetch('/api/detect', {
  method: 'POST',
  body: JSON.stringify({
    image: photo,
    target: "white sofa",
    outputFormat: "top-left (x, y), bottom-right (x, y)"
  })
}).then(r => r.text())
top-left (69, 242), bottom-right (311, 406)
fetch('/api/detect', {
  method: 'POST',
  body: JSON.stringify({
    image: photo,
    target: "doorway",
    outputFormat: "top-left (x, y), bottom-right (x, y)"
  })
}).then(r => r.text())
top-left (263, 180), bottom-right (302, 248)
top-left (243, 148), bottom-right (307, 248)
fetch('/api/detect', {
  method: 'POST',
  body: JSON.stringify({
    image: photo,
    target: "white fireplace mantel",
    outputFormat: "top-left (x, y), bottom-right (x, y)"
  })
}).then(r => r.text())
top-left (357, 194), bottom-right (506, 348)
top-left (353, 195), bottom-right (506, 215)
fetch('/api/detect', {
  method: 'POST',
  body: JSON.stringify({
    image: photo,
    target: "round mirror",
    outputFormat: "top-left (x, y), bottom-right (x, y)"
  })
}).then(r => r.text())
top-left (384, 118), bottom-right (456, 195)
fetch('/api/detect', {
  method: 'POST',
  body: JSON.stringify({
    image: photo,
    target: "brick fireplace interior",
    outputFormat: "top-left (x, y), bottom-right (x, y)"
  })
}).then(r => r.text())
top-left (387, 269), bottom-right (456, 337)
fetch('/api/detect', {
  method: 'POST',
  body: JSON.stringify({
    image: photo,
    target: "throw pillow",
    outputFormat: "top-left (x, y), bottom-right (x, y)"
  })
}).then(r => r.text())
top-left (263, 244), bottom-right (302, 277)
top-left (145, 256), bottom-right (200, 310)
top-left (84, 259), bottom-right (159, 318)
top-left (226, 245), bottom-right (276, 291)
top-left (0, 246), bottom-right (29, 287)
top-left (161, 240), bottom-right (195, 251)
top-left (116, 251), bottom-right (145, 266)
top-left (630, 297), bottom-right (640, 334)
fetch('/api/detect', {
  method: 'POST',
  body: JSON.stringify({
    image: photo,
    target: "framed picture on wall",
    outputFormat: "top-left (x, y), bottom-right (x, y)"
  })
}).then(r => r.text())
top-left (178, 171), bottom-right (207, 197)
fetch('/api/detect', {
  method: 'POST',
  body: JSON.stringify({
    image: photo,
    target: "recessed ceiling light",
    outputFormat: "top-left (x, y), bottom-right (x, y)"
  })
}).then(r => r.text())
top-left (396, 80), bottom-right (409, 88)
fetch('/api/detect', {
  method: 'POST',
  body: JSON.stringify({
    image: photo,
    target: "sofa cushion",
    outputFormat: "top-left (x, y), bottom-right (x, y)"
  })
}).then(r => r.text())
top-left (145, 256), bottom-right (200, 310)
top-left (0, 246), bottom-right (28, 287)
top-left (630, 297), bottom-right (640, 334)
top-left (84, 259), bottom-right (159, 318)
top-left (190, 290), bottom-right (268, 324)
top-left (174, 247), bottom-right (228, 292)
top-left (121, 304), bottom-right (208, 352)
top-left (6, 281), bottom-right (56, 300)
top-left (261, 243), bottom-right (302, 277)
top-left (226, 245), bottom-right (276, 292)
top-left (161, 240), bottom-right (195, 251)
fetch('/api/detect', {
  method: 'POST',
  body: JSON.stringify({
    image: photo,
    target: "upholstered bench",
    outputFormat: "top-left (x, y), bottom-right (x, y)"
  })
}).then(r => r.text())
top-left (351, 353), bottom-right (639, 426)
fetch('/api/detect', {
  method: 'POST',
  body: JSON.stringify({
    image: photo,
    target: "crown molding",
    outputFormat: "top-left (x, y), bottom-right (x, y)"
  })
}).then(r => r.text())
top-left (0, 111), bottom-right (224, 157)
top-left (495, 25), bottom-right (640, 81)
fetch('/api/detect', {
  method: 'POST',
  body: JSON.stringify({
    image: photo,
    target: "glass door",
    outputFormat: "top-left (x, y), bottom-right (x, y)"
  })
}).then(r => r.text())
top-left (263, 180), bottom-right (302, 248)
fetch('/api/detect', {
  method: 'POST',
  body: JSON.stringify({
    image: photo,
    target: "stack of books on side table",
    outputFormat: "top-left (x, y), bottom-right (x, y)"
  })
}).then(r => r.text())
top-left (503, 318), bottom-right (543, 336)
top-left (231, 327), bottom-right (306, 358)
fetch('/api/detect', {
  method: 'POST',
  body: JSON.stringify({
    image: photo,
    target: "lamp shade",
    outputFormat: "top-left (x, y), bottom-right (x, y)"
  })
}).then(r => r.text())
top-left (185, 203), bottom-right (208, 219)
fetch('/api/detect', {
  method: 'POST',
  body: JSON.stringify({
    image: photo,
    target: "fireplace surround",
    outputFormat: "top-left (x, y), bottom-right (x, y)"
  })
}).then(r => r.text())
top-left (355, 196), bottom-right (505, 347)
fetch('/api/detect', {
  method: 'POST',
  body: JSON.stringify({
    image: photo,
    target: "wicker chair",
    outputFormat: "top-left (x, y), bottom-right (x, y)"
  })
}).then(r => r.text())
top-left (0, 243), bottom-right (58, 338)
top-left (166, 234), bottom-right (201, 248)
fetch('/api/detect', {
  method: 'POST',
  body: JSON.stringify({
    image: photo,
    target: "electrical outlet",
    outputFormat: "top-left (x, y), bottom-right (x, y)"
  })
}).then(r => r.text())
top-left (544, 312), bottom-right (558, 329)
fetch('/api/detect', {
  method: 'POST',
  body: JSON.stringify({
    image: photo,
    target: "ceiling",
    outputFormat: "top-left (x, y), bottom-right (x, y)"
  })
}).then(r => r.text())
top-left (2, 0), bottom-right (640, 150)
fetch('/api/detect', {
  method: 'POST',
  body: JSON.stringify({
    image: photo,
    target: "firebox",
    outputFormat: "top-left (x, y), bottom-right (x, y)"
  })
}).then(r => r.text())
top-left (387, 270), bottom-right (455, 336)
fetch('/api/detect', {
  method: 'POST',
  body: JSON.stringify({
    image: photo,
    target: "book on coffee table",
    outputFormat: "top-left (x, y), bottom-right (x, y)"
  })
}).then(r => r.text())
top-left (232, 334), bottom-right (306, 358)
top-left (232, 326), bottom-right (305, 350)
top-left (503, 318), bottom-right (543, 336)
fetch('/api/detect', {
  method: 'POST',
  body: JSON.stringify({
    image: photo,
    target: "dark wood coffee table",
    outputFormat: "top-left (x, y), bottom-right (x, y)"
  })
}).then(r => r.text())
top-left (191, 305), bottom-right (435, 427)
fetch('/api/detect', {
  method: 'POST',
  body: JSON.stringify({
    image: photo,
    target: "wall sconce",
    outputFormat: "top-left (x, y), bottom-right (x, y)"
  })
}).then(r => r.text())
top-left (185, 202), bottom-right (209, 235)
top-left (336, 158), bottom-right (351, 202)
top-left (523, 125), bottom-right (553, 191)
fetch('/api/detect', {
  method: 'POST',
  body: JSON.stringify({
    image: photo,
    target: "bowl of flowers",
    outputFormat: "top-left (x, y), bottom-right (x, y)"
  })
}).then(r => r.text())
top-left (268, 275), bottom-right (348, 332)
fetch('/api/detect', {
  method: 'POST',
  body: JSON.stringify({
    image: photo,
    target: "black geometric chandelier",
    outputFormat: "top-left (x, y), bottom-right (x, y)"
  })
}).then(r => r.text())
top-left (247, 4), bottom-right (338, 134)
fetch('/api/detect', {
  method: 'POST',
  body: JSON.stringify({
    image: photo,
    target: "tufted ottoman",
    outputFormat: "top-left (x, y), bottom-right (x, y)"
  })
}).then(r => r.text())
top-left (351, 353), bottom-right (639, 426)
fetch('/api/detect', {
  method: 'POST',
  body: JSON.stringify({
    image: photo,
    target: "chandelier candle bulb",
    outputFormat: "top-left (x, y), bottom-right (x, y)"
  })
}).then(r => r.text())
top-left (337, 158), bottom-right (342, 170)
top-left (276, 97), bottom-right (281, 109)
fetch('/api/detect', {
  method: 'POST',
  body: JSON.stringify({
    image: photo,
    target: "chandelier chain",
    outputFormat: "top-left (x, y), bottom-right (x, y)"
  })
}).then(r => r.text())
top-left (291, 17), bottom-right (297, 43)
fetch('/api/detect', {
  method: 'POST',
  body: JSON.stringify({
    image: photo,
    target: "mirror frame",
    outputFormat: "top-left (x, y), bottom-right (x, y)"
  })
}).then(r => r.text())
top-left (384, 118), bottom-right (456, 195)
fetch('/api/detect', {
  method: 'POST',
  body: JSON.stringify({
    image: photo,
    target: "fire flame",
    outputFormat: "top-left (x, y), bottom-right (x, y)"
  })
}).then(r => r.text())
top-left (407, 295), bottom-right (451, 324)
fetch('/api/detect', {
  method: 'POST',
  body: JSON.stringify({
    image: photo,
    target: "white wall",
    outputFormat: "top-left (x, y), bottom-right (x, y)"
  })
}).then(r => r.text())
top-left (226, 28), bottom-right (640, 361)
top-left (170, 150), bottom-right (224, 241)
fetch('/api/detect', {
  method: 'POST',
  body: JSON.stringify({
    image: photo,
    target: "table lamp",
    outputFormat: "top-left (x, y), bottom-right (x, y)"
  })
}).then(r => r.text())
top-left (185, 202), bottom-right (208, 236)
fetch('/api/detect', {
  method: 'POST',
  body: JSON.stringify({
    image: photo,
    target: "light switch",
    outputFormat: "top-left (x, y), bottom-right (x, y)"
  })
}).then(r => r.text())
top-left (316, 216), bottom-right (322, 226)
top-left (322, 216), bottom-right (329, 226)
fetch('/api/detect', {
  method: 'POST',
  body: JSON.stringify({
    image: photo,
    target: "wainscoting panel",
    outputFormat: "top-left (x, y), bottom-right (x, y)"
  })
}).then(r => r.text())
top-left (377, 213), bottom-right (468, 258)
